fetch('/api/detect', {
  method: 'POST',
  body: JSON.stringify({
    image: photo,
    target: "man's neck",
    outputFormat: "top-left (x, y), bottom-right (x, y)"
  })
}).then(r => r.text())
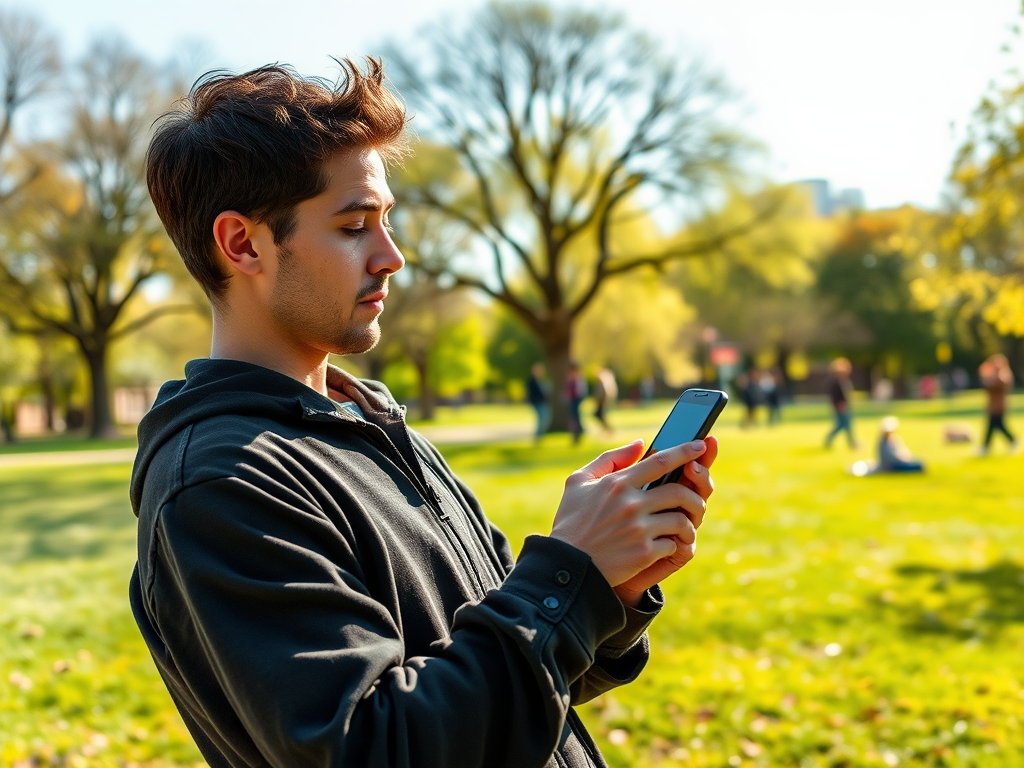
top-left (210, 313), bottom-right (330, 397)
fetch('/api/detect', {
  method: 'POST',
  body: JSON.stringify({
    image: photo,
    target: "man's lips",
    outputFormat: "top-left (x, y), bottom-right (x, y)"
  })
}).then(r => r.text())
top-left (358, 289), bottom-right (388, 312)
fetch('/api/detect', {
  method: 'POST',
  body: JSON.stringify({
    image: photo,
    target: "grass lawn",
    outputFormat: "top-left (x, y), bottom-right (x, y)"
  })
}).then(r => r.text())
top-left (1, 395), bottom-right (1022, 767)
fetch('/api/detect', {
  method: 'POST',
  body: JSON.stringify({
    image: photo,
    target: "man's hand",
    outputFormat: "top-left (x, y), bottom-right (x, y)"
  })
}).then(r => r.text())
top-left (549, 436), bottom-right (719, 606)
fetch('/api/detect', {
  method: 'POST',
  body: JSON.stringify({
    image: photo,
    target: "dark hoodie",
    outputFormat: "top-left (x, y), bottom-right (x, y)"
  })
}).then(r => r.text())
top-left (129, 359), bottom-right (662, 768)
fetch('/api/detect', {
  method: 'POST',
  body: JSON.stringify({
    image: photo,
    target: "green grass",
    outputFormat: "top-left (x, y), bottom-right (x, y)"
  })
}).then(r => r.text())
top-left (0, 435), bottom-right (137, 456)
top-left (1, 396), bottom-right (1022, 766)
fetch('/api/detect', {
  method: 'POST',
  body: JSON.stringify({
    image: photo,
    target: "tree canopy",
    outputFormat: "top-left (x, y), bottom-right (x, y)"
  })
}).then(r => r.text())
top-left (384, 1), bottom-right (777, 427)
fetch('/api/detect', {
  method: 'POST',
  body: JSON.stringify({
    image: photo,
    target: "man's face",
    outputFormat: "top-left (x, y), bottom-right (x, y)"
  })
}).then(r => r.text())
top-left (267, 148), bottom-right (404, 357)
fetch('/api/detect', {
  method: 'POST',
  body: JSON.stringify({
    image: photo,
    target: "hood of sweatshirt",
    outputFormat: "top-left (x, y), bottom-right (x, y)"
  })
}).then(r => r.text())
top-left (129, 358), bottom-right (398, 518)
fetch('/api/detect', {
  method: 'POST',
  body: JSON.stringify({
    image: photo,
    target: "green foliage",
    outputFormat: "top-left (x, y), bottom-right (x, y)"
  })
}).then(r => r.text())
top-left (816, 212), bottom-right (941, 373)
top-left (485, 308), bottom-right (545, 393)
top-left (380, 358), bottom-right (418, 403)
top-left (574, 267), bottom-right (697, 386)
top-left (925, 20), bottom-right (1024, 344)
top-left (1, 396), bottom-right (1022, 766)
top-left (428, 312), bottom-right (491, 398)
top-left (673, 185), bottom-right (834, 368)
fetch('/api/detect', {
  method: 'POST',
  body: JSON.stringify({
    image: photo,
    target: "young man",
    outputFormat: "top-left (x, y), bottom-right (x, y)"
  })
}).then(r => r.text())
top-left (131, 60), bottom-right (718, 768)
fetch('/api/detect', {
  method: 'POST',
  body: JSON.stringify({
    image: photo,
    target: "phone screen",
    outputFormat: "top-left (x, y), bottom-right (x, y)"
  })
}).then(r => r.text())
top-left (648, 401), bottom-right (714, 454)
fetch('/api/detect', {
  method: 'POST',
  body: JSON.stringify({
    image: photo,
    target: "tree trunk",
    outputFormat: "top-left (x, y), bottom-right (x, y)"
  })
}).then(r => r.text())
top-left (41, 373), bottom-right (56, 432)
top-left (775, 344), bottom-right (793, 401)
top-left (363, 354), bottom-right (387, 382)
top-left (539, 316), bottom-right (573, 433)
top-left (413, 351), bottom-right (436, 421)
top-left (83, 342), bottom-right (118, 439)
top-left (0, 399), bottom-right (15, 443)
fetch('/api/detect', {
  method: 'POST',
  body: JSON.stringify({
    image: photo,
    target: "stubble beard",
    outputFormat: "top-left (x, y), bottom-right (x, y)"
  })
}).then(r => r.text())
top-left (271, 244), bottom-right (386, 357)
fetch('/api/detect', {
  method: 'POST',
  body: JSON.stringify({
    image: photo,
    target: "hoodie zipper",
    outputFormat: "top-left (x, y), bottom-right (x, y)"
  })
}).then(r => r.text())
top-left (380, 414), bottom-right (490, 597)
top-left (303, 408), bottom-right (488, 597)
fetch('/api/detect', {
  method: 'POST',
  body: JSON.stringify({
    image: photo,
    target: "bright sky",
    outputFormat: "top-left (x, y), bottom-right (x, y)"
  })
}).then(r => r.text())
top-left (15, 0), bottom-right (1022, 210)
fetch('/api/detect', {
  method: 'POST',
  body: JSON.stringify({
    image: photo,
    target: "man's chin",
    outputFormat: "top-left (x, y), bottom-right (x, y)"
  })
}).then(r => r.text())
top-left (332, 324), bottom-right (381, 356)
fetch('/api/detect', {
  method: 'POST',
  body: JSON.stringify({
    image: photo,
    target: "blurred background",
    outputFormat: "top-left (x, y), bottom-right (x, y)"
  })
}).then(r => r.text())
top-left (1, 2), bottom-right (1022, 767)
top-left (0, 0), bottom-right (1021, 434)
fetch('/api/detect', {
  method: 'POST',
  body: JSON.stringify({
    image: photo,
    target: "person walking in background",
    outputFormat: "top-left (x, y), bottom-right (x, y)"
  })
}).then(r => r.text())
top-left (565, 360), bottom-right (587, 444)
top-left (761, 368), bottom-right (782, 425)
top-left (734, 367), bottom-right (760, 428)
top-left (824, 357), bottom-right (858, 449)
top-left (979, 353), bottom-right (1017, 454)
top-left (592, 367), bottom-right (618, 436)
top-left (525, 362), bottom-right (549, 441)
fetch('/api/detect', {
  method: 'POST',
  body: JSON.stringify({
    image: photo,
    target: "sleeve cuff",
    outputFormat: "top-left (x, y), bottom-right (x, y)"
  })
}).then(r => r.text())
top-left (501, 535), bottom-right (627, 654)
top-left (597, 584), bottom-right (664, 659)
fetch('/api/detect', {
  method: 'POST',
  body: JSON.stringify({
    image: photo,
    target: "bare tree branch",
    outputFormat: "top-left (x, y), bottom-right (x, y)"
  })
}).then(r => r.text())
top-left (109, 303), bottom-right (197, 340)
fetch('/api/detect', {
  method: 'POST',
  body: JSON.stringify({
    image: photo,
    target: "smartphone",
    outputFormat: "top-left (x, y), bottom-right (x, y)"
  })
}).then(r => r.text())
top-left (642, 388), bottom-right (728, 490)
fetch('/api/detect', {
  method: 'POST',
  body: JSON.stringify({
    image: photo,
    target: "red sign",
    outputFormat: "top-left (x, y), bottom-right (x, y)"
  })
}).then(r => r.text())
top-left (709, 343), bottom-right (740, 367)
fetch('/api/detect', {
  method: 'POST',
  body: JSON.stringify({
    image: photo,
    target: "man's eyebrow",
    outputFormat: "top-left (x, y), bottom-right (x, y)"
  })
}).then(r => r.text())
top-left (332, 197), bottom-right (396, 216)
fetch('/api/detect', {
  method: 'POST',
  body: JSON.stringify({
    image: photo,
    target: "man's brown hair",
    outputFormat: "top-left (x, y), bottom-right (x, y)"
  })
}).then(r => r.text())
top-left (147, 58), bottom-right (408, 301)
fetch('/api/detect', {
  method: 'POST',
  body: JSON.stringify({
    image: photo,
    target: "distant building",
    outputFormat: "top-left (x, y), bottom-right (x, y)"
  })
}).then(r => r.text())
top-left (832, 187), bottom-right (865, 211)
top-left (795, 179), bottom-right (865, 216)
top-left (798, 179), bottom-right (832, 216)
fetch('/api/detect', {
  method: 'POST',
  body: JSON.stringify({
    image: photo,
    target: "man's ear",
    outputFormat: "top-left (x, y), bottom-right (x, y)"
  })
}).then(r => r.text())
top-left (212, 211), bottom-right (267, 277)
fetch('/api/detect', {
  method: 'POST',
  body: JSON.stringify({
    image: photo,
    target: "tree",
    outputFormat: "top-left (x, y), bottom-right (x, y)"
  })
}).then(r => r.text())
top-left (384, 2), bottom-right (774, 429)
top-left (815, 210), bottom-right (940, 393)
top-left (0, 38), bottom-right (193, 437)
top-left (924, 15), bottom-right (1024, 376)
top-left (0, 9), bottom-right (59, 201)
top-left (672, 184), bottom-right (832, 389)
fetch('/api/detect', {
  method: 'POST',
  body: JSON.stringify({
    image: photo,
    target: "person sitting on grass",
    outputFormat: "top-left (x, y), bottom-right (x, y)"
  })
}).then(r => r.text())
top-left (876, 416), bottom-right (924, 473)
top-left (850, 416), bottom-right (924, 476)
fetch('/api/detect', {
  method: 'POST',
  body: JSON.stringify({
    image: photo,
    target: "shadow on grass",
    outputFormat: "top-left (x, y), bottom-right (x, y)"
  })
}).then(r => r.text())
top-left (872, 560), bottom-right (1024, 638)
top-left (0, 467), bottom-right (135, 565)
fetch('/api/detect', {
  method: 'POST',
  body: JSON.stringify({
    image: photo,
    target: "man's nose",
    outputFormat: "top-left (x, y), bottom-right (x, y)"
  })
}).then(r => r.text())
top-left (372, 229), bottom-right (405, 275)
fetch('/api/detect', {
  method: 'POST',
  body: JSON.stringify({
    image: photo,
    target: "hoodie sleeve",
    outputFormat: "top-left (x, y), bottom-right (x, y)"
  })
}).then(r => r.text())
top-left (144, 476), bottom-right (629, 768)
top-left (412, 432), bottom-right (662, 700)
top-left (426, 446), bottom-right (661, 705)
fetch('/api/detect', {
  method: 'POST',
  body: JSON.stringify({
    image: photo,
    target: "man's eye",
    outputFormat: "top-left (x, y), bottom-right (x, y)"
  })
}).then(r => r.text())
top-left (341, 227), bottom-right (367, 237)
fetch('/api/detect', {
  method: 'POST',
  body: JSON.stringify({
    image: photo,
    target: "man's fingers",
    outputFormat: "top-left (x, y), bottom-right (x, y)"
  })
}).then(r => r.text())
top-left (696, 435), bottom-right (719, 468)
top-left (579, 439), bottom-right (646, 479)
top-left (646, 535), bottom-right (678, 563)
top-left (683, 457), bottom-right (715, 503)
top-left (647, 510), bottom-right (697, 545)
top-left (628, 440), bottom-right (707, 487)
top-left (644, 482), bottom-right (707, 528)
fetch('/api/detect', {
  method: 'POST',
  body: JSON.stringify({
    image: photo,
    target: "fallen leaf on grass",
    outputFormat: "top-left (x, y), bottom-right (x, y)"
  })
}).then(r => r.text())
top-left (739, 738), bottom-right (762, 757)
top-left (607, 728), bottom-right (629, 745)
top-left (8, 671), bottom-right (32, 691)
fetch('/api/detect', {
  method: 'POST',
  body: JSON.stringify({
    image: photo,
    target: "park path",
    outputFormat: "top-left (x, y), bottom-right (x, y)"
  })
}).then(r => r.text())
top-left (0, 422), bottom-right (535, 469)
top-left (0, 448), bottom-right (139, 468)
